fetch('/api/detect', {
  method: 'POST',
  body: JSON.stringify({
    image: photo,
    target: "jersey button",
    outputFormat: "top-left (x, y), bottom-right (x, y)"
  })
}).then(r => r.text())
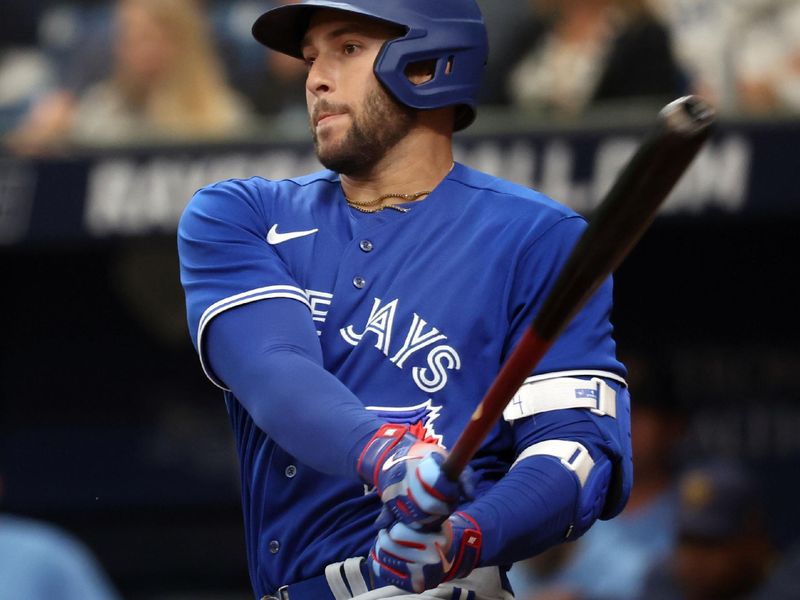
top-left (269, 540), bottom-right (280, 554)
top-left (359, 239), bottom-right (374, 253)
top-left (285, 465), bottom-right (297, 478)
top-left (353, 276), bottom-right (366, 289)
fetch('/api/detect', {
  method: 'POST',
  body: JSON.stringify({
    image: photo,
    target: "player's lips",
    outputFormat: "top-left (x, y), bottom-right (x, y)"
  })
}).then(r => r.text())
top-left (315, 112), bottom-right (345, 128)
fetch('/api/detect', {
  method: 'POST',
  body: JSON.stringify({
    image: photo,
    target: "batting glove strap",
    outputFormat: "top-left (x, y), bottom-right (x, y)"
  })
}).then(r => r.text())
top-left (357, 424), bottom-right (466, 531)
top-left (368, 513), bottom-right (482, 593)
top-left (357, 423), bottom-right (411, 489)
top-left (442, 512), bottom-right (482, 582)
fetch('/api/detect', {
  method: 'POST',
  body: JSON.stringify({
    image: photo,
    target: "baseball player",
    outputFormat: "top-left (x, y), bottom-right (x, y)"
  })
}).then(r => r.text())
top-left (178, 1), bottom-right (632, 599)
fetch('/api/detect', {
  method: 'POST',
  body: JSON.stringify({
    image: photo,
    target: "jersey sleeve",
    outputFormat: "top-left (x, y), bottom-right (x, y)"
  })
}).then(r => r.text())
top-left (505, 215), bottom-right (626, 380)
top-left (178, 178), bottom-right (309, 387)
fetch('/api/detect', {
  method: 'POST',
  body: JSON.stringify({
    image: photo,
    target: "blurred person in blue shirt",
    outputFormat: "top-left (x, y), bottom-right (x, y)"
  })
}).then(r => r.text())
top-left (638, 460), bottom-right (800, 600)
top-left (0, 474), bottom-right (121, 600)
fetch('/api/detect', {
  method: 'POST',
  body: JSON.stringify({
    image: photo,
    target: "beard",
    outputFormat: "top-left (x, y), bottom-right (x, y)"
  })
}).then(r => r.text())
top-left (311, 85), bottom-right (415, 176)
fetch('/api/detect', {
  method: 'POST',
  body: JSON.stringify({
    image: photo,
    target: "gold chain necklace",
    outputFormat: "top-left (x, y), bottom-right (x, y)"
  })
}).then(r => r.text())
top-left (346, 190), bottom-right (431, 214)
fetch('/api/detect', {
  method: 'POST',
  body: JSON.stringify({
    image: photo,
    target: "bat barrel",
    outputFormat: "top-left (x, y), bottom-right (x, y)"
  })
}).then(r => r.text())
top-left (531, 95), bottom-right (715, 341)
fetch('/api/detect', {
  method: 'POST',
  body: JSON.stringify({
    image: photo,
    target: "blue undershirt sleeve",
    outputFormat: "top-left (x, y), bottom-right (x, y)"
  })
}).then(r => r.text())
top-left (467, 455), bottom-right (580, 566)
top-left (205, 298), bottom-right (384, 477)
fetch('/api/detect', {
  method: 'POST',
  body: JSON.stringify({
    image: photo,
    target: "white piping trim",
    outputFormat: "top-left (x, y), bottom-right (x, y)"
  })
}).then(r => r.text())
top-left (344, 557), bottom-right (369, 596)
top-left (523, 369), bottom-right (627, 386)
top-left (196, 285), bottom-right (311, 390)
top-left (324, 561), bottom-right (351, 600)
top-left (198, 285), bottom-right (310, 333)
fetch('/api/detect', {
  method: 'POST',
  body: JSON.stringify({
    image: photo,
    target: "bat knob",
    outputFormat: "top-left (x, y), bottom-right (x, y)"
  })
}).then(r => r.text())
top-left (659, 95), bottom-right (716, 136)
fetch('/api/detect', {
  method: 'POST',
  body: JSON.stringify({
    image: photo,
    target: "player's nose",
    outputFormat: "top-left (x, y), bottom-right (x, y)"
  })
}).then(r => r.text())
top-left (306, 57), bottom-right (336, 97)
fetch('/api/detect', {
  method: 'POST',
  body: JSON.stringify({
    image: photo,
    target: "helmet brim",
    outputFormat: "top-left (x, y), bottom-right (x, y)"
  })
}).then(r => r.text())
top-left (252, 2), bottom-right (403, 59)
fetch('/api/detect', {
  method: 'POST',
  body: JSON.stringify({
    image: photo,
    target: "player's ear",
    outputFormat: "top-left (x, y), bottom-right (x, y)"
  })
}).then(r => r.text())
top-left (404, 59), bottom-right (437, 85)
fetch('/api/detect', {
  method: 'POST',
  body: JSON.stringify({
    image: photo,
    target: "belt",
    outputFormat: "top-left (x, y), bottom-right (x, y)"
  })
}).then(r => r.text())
top-left (262, 557), bottom-right (373, 600)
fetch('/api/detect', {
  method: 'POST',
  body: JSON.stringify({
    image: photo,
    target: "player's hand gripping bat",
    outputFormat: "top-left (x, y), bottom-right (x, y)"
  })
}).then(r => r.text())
top-left (442, 96), bottom-right (715, 481)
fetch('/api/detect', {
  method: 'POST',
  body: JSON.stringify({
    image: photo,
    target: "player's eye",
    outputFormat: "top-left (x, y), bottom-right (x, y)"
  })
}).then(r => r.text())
top-left (303, 55), bottom-right (316, 68)
top-left (343, 43), bottom-right (360, 56)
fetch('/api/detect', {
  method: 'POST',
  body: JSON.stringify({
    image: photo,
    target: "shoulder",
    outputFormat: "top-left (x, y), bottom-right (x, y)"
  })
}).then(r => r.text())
top-left (194, 169), bottom-right (339, 202)
top-left (447, 163), bottom-right (583, 238)
top-left (450, 163), bottom-right (577, 215)
top-left (180, 169), bottom-right (339, 229)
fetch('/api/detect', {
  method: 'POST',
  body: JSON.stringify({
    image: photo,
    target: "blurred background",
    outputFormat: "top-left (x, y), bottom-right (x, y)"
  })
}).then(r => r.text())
top-left (1, 1), bottom-right (798, 599)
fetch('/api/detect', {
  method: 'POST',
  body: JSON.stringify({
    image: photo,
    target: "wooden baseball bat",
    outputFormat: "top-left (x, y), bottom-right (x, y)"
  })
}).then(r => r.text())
top-left (442, 96), bottom-right (715, 480)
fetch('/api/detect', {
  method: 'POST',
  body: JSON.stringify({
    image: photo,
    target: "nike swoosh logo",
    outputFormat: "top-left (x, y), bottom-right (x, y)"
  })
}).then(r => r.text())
top-left (382, 453), bottom-right (417, 471)
top-left (267, 224), bottom-right (319, 245)
top-left (436, 543), bottom-right (453, 573)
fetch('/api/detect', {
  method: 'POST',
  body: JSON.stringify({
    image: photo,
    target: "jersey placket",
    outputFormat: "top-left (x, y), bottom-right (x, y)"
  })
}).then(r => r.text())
top-left (316, 206), bottom-right (419, 379)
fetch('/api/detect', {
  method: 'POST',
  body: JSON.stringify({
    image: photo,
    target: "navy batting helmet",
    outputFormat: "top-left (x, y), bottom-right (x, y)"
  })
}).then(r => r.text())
top-left (252, 0), bottom-right (488, 131)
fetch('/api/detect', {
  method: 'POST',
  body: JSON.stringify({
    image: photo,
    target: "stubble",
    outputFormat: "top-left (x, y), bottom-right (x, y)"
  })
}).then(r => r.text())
top-left (311, 85), bottom-right (415, 176)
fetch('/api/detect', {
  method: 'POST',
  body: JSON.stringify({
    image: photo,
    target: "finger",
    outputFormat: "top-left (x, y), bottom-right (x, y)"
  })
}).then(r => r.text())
top-left (374, 505), bottom-right (394, 530)
top-left (409, 454), bottom-right (459, 514)
top-left (459, 465), bottom-right (476, 500)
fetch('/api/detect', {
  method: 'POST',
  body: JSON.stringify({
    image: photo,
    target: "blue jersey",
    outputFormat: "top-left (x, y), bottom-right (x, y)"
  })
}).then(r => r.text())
top-left (179, 163), bottom-right (625, 593)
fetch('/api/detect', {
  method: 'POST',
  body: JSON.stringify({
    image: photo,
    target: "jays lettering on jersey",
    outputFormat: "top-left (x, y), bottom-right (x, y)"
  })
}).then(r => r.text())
top-left (178, 163), bottom-right (626, 592)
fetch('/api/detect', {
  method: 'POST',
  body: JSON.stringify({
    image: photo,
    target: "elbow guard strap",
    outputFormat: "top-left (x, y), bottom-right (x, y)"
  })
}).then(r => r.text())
top-left (511, 440), bottom-right (612, 540)
top-left (503, 375), bottom-right (619, 421)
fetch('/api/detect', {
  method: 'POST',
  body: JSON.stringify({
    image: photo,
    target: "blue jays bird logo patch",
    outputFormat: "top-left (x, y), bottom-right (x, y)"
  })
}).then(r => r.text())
top-left (365, 400), bottom-right (444, 446)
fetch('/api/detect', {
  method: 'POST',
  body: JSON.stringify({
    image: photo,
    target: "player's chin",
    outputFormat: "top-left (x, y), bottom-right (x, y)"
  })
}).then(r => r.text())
top-left (314, 130), bottom-right (347, 158)
top-left (316, 141), bottom-right (361, 172)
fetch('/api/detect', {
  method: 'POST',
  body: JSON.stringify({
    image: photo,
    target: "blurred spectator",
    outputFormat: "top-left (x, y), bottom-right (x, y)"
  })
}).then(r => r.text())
top-left (474, 0), bottom-right (538, 106)
top-left (34, 3), bottom-right (115, 100)
top-left (647, 0), bottom-right (745, 111)
top-left (0, 476), bottom-right (121, 600)
top-left (0, 2), bottom-right (56, 135)
top-left (0, 46), bottom-right (53, 133)
top-left (638, 460), bottom-right (800, 600)
top-left (234, 0), bottom-right (310, 133)
top-left (733, 0), bottom-right (800, 114)
top-left (506, 0), bottom-right (684, 118)
top-left (649, 0), bottom-right (800, 115)
top-left (7, 0), bottom-right (251, 153)
top-left (508, 353), bottom-right (687, 600)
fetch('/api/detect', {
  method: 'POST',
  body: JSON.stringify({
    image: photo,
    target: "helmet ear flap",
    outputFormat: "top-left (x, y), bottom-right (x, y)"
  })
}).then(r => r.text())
top-left (400, 56), bottom-right (474, 131)
top-left (375, 26), bottom-right (486, 131)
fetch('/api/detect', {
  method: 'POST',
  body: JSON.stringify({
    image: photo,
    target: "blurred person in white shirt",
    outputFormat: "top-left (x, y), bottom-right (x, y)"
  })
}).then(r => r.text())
top-left (648, 0), bottom-right (800, 114)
